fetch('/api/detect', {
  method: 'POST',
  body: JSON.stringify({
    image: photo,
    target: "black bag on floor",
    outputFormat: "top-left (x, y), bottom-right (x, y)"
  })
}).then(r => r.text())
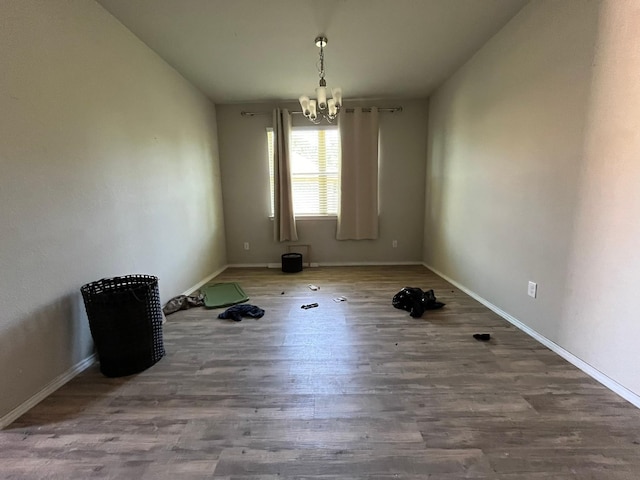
top-left (392, 287), bottom-right (445, 318)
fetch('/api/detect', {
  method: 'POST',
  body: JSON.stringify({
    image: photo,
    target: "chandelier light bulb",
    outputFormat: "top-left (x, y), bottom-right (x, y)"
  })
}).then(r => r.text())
top-left (316, 87), bottom-right (327, 111)
top-left (327, 98), bottom-right (336, 116)
top-left (299, 95), bottom-right (311, 116)
top-left (331, 88), bottom-right (342, 109)
top-left (309, 99), bottom-right (318, 120)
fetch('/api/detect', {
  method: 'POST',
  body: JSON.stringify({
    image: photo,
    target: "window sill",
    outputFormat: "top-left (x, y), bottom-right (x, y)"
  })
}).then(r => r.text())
top-left (269, 215), bottom-right (337, 221)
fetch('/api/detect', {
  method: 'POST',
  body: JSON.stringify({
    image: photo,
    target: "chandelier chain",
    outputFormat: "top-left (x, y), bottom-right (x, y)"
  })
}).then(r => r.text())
top-left (318, 43), bottom-right (325, 82)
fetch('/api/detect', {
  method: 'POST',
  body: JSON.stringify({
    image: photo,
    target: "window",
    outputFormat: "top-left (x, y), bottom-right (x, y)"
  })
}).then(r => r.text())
top-left (268, 127), bottom-right (340, 216)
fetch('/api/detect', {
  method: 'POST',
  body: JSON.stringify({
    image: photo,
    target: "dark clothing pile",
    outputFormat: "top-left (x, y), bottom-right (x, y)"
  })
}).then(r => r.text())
top-left (392, 287), bottom-right (445, 318)
top-left (218, 304), bottom-right (265, 322)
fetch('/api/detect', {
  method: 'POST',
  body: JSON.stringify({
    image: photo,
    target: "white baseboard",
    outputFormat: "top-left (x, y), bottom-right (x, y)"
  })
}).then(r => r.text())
top-left (227, 263), bottom-right (271, 268)
top-left (317, 261), bottom-right (423, 267)
top-left (0, 354), bottom-right (97, 430)
top-left (424, 263), bottom-right (640, 409)
top-left (229, 261), bottom-right (423, 269)
top-left (181, 265), bottom-right (229, 295)
top-left (268, 262), bottom-right (316, 268)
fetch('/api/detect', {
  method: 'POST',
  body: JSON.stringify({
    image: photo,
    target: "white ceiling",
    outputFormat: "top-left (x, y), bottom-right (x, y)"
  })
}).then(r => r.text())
top-left (96, 0), bottom-right (529, 104)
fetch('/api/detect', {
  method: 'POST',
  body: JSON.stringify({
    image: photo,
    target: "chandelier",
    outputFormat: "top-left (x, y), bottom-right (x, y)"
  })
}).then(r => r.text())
top-left (298, 36), bottom-right (342, 123)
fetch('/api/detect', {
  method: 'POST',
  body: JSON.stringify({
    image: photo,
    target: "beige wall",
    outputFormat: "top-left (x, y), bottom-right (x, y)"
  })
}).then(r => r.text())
top-left (560, 0), bottom-right (640, 397)
top-left (0, 0), bottom-right (227, 419)
top-left (217, 100), bottom-right (428, 265)
top-left (424, 0), bottom-right (640, 397)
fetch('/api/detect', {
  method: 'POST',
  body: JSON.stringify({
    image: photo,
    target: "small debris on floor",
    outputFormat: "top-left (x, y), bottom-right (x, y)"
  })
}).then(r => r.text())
top-left (281, 291), bottom-right (285, 295)
top-left (308, 284), bottom-right (319, 291)
top-left (333, 296), bottom-right (347, 302)
top-left (301, 303), bottom-right (319, 309)
top-left (473, 333), bottom-right (491, 341)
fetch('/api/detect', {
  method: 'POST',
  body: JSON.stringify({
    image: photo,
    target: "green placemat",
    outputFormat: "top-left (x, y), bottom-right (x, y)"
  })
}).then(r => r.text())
top-left (202, 282), bottom-right (249, 308)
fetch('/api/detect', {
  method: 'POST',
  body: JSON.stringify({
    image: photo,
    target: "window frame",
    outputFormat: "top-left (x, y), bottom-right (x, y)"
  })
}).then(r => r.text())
top-left (267, 125), bottom-right (340, 218)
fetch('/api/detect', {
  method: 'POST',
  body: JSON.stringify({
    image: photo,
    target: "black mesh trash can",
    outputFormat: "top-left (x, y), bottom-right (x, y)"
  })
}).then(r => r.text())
top-left (282, 253), bottom-right (303, 273)
top-left (81, 274), bottom-right (165, 377)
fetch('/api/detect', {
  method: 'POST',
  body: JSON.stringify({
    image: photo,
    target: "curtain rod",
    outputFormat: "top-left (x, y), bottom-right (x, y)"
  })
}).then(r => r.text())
top-left (240, 106), bottom-right (402, 117)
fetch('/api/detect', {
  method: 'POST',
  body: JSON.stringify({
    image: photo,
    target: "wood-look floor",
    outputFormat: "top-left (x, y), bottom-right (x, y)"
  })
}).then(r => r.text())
top-left (2, 266), bottom-right (640, 479)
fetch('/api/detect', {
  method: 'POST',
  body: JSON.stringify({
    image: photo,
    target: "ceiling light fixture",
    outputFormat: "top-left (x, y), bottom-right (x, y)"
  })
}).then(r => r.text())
top-left (299, 35), bottom-right (342, 124)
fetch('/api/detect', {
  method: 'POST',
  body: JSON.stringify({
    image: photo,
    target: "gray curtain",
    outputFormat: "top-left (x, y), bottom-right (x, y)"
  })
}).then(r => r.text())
top-left (273, 108), bottom-right (298, 242)
top-left (336, 107), bottom-right (380, 240)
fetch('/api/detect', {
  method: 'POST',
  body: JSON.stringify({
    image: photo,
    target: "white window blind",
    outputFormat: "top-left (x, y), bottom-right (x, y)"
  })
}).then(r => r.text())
top-left (268, 127), bottom-right (340, 216)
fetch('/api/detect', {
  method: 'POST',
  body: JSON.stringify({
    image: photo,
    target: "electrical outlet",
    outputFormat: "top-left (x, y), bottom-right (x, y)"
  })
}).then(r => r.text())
top-left (527, 281), bottom-right (537, 298)
top-left (392, 240), bottom-right (398, 248)
top-left (243, 242), bottom-right (250, 251)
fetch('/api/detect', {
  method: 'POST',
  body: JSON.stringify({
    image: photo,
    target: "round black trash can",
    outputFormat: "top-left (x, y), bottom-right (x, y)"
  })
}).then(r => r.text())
top-left (282, 253), bottom-right (303, 273)
top-left (81, 274), bottom-right (165, 377)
